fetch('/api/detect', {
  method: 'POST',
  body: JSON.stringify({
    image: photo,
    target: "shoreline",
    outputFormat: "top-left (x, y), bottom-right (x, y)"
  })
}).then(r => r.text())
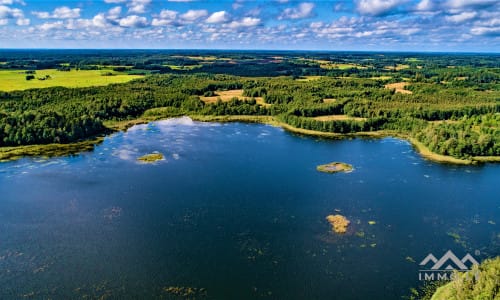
top-left (0, 115), bottom-right (497, 165)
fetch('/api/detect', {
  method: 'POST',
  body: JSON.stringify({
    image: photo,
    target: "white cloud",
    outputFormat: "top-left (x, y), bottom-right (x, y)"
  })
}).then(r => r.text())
top-left (159, 9), bottom-right (177, 20)
top-left (104, 0), bottom-right (126, 3)
top-left (108, 6), bottom-right (122, 18)
top-left (278, 2), bottom-right (315, 20)
top-left (180, 9), bottom-right (208, 22)
top-left (119, 15), bottom-right (148, 27)
top-left (32, 6), bottom-right (80, 19)
top-left (151, 9), bottom-right (177, 26)
top-left (127, 0), bottom-right (151, 14)
top-left (445, 11), bottom-right (477, 23)
top-left (227, 17), bottom-right (260, 28)
top-left (167, 0), bottom-right (194, 2)
top-left (470, 26), bottom-right (500, 36)
top-left (39, 20), bottom-right (64, 31)
top-left (415, 0), bottom-right (434, 11)
top-left (92, 13), bottom-right (108, 27)
top-left (0, 4), bottom-right (28, 26)
top-left (206, 11), bottom-right (229, 24)
top-left (15, 17), bottom-right (28, 25)
top-left (356, 0), bottom-right (407, 16)
top-left (446, 0), bottom-right (497, 9)
top-left (53, 7), bottom-right (80, 19)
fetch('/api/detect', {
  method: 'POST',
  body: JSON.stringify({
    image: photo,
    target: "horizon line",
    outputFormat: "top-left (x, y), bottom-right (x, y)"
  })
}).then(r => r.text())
top-left (0, 48), bottom-right (499, 55)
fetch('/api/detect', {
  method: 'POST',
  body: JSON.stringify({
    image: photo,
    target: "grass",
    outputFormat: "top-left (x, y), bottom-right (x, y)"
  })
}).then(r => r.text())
top-left (317, 162), bottom-right (353, 173)
top-left (164, 64), bottom-right (203, 70)
top-left (0, 69), bottom-right (143, 92)
top-left (199, 89), bottom-right (268, 106)
top-left (137, 152), bottom-right (164, 163)
top-left (385, 82), bottom-right (413, 94)
top-left (0, 138), bottom-right (104, 162)
top-left (313, 115), bottom-right (367, 122)
top-left (295, 76), bottom-right (324, 81)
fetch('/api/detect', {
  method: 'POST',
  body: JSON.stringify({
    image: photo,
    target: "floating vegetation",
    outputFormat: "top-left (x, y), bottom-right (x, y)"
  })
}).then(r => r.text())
top-left (355, 231), bottom-right (365, 238)
top-left (137, 152), bottom-right (164, 163)
top-left (368, 221), bottom-right (377, 225)
top-left (317, 162), bottom-right (353, 173)
top-left (487, 220), bottom-right (496, 225)
top-left (326, 214), bottom-right (350, 234)
top-left (447, 231), bottom-right (467, 248)
top-left (370, 243), bottom-right (377, 248)
top-left (406, 256), bottom-right (416, 263)
top-left (163, 286), bottom-right (207, 298)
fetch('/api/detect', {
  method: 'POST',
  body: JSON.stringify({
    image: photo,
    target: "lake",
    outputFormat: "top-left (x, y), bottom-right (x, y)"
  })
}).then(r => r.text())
top-left (0, 117), bottom-right (499, 299)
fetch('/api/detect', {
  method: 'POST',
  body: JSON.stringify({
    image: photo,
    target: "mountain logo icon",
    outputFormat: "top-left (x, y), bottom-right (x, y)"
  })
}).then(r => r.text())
top-left (419, 250), bottom-right (479, 271)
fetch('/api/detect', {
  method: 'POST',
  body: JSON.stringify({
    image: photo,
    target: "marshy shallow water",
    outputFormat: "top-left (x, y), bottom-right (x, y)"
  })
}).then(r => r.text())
top-left (0, 117), bottom-right (499, 299)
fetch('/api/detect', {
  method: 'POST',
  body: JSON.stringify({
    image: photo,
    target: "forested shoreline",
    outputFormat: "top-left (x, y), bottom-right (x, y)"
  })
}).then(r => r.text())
top-left (0, 51), bottom-right (499, 162)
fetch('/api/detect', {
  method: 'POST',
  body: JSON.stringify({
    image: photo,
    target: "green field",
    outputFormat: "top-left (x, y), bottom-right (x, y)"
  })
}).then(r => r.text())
top-left (0, 69), bottom-right (144, 92)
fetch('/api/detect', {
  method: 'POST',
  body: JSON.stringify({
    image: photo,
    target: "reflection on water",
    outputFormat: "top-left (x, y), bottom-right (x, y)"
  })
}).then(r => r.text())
top-left (0, 117), bottom-right (499, 299)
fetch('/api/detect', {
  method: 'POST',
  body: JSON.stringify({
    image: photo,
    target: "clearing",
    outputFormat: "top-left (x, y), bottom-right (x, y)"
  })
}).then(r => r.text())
top-left (199, 89), bottom-right (267, 106)
top-left (384, 82), bottom-right (413, 94)
top-left (313, 115), bottom-right (367, 122)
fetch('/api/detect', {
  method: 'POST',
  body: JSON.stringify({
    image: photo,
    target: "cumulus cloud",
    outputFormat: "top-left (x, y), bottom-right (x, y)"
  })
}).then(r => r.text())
top-left (227, 17), bottom-right (260, 28)
top-left (356, 0), bottom-right (407, 16)
top-left (0, 4), bottom-right (28, 25)
top-left (38, 20), bottom-right (64, 31)
top-left (32, 6), bottom-right (80, 19)
top-left (151, 9), bottom-right (178, 26)
top-left (180, 9), bottom-right (208, 22)
top-left (104, 0), bottom-right (126, 3)
top-left (119, 14), bottom-right (148, 27)
top-left (206, 11), bottom-right (230, 24)
top-left (278, 2), bottom-right (315, 20)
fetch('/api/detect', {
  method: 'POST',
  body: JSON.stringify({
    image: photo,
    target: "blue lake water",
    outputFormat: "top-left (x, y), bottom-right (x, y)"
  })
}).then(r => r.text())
top-left (0, 117), bottom-right (499, 299)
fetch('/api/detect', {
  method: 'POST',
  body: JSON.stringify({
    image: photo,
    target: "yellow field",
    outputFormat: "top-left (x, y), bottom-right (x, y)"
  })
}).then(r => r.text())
top-left (199, 89), bottom-right (268, 106)
top-left (295, 76), bottom-right (324, 81)
top-left (384, 64), bottom-right (410, 71)
top-left (313, 115), bottom-right (367, 122)
top-left (0, 69), bottom-right (144, 91)
top-left (384, 82), bottom-right (413, 94)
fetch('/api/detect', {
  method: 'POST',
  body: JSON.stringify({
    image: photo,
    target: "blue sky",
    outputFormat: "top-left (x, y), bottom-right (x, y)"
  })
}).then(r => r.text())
top-left (0, 0), bottom-right (498, 51)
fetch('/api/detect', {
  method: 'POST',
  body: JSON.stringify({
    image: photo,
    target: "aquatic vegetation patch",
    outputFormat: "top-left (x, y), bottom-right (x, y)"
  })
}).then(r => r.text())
top-left (317, 162), bottom-right (353, 173)
top-left (163, 286), bottom-right (207, 298)
top-left (326, 214), bottom-right (350, 234)
top-left (137, 152), bottom-right (164, 163)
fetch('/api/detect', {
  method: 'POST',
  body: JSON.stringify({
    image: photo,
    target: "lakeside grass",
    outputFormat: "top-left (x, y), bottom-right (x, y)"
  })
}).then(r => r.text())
top-left (1, 114), bottom-right (497, 165)
top-left (0, 69), bottom-right (143, 92)
top-left (0, 137), bottom-right (104, 162)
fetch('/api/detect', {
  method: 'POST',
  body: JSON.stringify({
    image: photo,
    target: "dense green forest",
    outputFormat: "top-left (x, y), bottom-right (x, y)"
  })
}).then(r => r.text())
top-left (0, 50), bottom-right (499, 161)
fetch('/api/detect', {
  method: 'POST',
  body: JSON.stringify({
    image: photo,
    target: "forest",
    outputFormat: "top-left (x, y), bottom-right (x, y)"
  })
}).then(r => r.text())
top-left (0, 50), bottom-right (498, 161)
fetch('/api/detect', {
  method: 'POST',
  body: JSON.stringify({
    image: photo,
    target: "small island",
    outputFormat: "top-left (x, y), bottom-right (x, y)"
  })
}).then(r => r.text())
top-left (317, 162), bottom-right (353, 173)
top-left (326, 214), bottom-right (350, 234)
top-left (137, 152), bottom-right (164, 163)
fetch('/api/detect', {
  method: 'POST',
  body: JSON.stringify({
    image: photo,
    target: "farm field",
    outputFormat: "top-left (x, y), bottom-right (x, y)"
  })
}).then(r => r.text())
top-left (0, 69), bottom-right (143, 92)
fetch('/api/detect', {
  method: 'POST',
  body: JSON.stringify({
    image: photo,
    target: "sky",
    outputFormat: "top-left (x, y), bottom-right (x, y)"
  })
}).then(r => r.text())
top-left (0, 0), bottom-right (498, 52)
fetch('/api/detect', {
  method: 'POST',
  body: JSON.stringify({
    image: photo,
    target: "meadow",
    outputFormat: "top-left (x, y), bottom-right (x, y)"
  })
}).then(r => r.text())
top-left (0, 69), bottom-right (143, 92)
